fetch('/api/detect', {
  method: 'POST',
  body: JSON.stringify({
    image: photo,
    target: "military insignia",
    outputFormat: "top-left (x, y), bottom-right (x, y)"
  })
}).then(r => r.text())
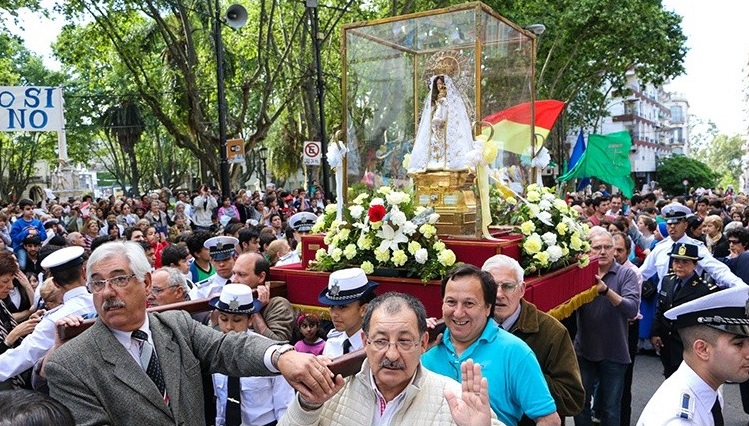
top-left (228, 296), bottom-right (240, 311)
top-left (216, 242), bottom-right (224, 251)
top-left (677, 244), bottom-right (686, 256)
top-left (330, 280), bottom-right (340, 296)
top-left (678, 392), bottom-right (693, 420)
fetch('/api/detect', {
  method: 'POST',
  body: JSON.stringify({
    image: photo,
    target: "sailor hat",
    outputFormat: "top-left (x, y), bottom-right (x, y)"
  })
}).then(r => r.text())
top-left (318, 267), bottom-right (378, 306)
top-left (662, 203), bottom-right (694, 224)
top-left (666, 285), bottom-right (749, 337)
top-left (40, 246), bottom-right (85, 275)
top-left (204, 236), bottom-right (239, 261)
top-left (289, 212), bottom-right (318, 233)
top-left (209, 283), bottom-right (261, 315)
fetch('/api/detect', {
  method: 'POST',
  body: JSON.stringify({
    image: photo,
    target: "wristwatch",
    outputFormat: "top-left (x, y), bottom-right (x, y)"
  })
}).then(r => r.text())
top-left (271, 344), bottom-right (295, 370)
top-left (598, 285), bottom-right (610, 296)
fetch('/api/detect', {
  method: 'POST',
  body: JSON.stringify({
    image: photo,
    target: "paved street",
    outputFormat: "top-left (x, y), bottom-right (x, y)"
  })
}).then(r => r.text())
top-left (566, 352), bottom-right (748, 425)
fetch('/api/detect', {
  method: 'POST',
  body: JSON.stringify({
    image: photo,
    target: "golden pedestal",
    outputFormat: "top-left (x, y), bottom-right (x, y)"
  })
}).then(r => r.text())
top-left (410, 171), bottom-right (476, 235)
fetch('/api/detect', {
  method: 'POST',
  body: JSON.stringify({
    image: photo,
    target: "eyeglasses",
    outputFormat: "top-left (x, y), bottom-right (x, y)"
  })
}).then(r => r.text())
top-left (151, 285), bottom-right (179, 295)
top-left (590, 244), bottom-right (613, 252)
top-left (497, 281), bottom-right (520, 292)
top-left (729, 239), bottom-right (741, 244)
top-left (87, 274), bottom-right (136, 293)
top-left (367, 339), bottom-right (419, 352)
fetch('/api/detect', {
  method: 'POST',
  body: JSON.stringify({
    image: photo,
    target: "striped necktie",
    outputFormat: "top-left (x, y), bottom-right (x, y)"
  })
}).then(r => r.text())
top-left (131, 330), bottom-right (169, 405)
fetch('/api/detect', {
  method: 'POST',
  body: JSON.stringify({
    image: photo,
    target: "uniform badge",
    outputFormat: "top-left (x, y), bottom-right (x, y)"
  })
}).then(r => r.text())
top-left (330, 280), bottom-right (340, 296)
top-left (678, 244), bottom-right (686, 256)
top-left (228, 296), bottom-right (240, 311)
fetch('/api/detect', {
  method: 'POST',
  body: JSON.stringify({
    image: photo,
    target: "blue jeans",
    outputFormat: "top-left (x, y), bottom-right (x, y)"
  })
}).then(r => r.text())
top-left (574, 357), bottom-right (628, 426)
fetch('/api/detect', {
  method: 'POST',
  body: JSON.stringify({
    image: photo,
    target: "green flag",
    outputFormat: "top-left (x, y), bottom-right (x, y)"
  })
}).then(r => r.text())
top-left (558, 131), bottom-right (635, 197)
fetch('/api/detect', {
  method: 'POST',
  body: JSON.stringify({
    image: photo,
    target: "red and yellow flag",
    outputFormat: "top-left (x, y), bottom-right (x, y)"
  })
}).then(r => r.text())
top-left (482, 100), bottom-right (566, 155)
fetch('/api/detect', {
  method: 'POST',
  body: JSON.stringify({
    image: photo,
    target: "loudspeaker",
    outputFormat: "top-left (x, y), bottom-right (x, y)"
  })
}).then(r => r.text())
top-left (225, 4), bottom-right (247, 29)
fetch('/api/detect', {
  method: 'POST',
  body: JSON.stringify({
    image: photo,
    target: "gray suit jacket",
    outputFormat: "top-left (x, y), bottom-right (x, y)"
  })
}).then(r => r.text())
top-left (46, 310), bottom-right (280, 426)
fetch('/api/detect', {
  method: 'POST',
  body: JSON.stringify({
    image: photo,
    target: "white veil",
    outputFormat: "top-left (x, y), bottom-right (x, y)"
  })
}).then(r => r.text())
top-left (408, 74), bottom-right (474, 173)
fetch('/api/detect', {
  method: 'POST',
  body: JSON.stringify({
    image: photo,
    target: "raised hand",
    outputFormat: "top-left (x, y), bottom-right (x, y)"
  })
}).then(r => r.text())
top-left (445, 360), bottom-right (492, 426)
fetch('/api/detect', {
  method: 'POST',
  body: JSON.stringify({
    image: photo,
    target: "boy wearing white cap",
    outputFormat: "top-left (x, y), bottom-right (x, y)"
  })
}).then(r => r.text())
top-left (210, 284), bottom-right (294, 426)
top-left (319, 268), bottom-right (378, 357)
top-left (189, 236), bottom-right (239, 300)
top-left (637, 286), bottom-right (749, 425)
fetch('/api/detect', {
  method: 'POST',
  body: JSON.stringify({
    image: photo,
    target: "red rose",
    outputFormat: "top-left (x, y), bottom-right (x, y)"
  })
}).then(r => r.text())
top-left (367, 204), bottom-right (386, 222)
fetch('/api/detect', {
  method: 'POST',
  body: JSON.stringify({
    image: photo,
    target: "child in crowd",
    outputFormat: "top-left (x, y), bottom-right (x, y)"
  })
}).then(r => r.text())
top-left (209, 284), bottom-right (294, 426)
top-left (293, 313), bottom-right (325, 356)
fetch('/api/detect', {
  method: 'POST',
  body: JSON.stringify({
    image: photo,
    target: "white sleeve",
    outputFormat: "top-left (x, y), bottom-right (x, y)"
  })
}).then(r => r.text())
top-left (699, 245), bottom-right (748, 288)
top-left (0, 315), bottom-right (54, 381)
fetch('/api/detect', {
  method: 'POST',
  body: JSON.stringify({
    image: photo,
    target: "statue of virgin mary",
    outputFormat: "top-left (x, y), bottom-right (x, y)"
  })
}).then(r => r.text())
top-left (407, 74), bottom-right (474, 173)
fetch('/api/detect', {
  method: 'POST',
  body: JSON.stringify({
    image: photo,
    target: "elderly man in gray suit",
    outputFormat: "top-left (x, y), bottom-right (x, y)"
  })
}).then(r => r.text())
top-left (45, 241), bottom-right (337, 426)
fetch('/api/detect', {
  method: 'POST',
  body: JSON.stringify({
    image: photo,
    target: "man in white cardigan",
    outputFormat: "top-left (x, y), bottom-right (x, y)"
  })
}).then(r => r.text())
top-left (280, 292), bottom-right (504, 426)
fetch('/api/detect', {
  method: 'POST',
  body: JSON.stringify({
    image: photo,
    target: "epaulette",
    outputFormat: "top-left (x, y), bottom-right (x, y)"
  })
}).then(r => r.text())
top-left (676, 391), bottom-right (695, 420)
top-left (194, 277), bottom-right (212, 288)
top-left (42, 304), bottom-right (63, 318)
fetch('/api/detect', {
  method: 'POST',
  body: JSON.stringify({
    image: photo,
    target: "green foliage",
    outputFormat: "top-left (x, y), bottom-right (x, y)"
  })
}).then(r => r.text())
top-left (656, 155), bottom-right (718, 196)
top-left (692, 134), bottom-right (745, 189)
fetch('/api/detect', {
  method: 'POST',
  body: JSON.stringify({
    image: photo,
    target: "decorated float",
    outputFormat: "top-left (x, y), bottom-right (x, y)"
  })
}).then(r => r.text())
top-left (270, 2), bottom-right (599, 319)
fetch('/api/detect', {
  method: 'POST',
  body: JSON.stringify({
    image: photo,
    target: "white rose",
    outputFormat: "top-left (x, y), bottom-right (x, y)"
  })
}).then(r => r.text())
top-left (401, 221), bottom-right (418, 236)
top-left (428, 213), bottom-right (440, 224)
top-left (414, 248), bottom-right (428, 264)
top-left (538, 199), bottom-right (552, 211)
top-left (390, 208), bottom-right (407, 227)
top-left (370, 197), bottom-right (385, 206)
top-left (349, 205), bottom-right (364, 219)
top-left (541, 232), bottom-right (557, 246)
top-left (546, 245), bottom-right (563, 262)
top-left (385, 191), bottom-right (410, 206)
top-left (537, 211), bottom-right (552, 224)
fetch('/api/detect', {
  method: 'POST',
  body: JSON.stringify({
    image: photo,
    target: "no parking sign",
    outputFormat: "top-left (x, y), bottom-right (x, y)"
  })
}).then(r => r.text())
top-left (303, 141), bottom-right (321, 165)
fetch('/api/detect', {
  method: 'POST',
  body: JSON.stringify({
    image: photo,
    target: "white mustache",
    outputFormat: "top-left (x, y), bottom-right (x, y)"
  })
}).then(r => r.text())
top-left (380, 358), bottom-right (405, 369)
top-left (102, 299), bottom-right (126, 311)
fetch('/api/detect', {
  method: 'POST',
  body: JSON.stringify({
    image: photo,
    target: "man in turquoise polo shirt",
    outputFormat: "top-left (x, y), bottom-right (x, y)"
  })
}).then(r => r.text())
top-left (422, 264), bottom-right (561, 426)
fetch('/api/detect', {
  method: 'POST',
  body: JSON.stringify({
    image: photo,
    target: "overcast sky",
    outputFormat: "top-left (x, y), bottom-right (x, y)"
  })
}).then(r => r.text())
top-left (6, 0), bottom-right (748, 137)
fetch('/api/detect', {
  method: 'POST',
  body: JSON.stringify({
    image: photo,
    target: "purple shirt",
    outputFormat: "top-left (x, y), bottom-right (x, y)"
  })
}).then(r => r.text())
top-left (574, 261), bottom-right (640, 364)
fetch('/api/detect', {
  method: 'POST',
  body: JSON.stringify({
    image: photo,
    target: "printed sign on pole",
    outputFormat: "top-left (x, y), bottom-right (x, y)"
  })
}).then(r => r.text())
top-left (227, 138), bottom-right (245, 164)
top-left (303, 141), bottom-right (321, 165)
top-left (0, 87), bottom-right (64, 132)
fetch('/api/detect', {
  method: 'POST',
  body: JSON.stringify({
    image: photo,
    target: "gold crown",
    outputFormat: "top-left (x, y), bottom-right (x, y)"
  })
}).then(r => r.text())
top-left (432, 57), bottom-right (459, 78)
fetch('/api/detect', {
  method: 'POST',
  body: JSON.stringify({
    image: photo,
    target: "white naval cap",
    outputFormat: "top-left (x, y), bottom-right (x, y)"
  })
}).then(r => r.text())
top-left (665, 285), bottom-right (749, 337)
top-left (40, 246), bottom-right (85, 274)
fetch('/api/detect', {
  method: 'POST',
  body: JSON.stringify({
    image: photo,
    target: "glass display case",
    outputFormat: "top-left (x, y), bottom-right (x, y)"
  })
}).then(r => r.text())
top-left (341, 2), bottom-right (536, 194)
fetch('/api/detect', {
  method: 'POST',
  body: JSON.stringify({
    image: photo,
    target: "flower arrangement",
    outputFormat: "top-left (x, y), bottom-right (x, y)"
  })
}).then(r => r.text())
top-left (491, 183), bottom-right (591, 275)
top-left (309, 186), bottom-right (458, 282)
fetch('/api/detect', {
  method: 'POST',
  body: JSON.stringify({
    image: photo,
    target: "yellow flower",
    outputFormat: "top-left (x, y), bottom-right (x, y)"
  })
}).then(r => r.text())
top-left (433, 241), bottom-right (446, 252)
top-left (523, 234), bottom-right (543, 254)
top-left (331, 248), bottom-right (343, 262)
top-left (324, 203), bottom-right (337, 214)
top-left (377, 186), bottom-right (392, 195)
top-left (520, 221), bottom-right (536, 235)
top-left (419, 224), bottom-right (436, 238)
top-left (408, 241), bottom-right (421, 255)
top-left (438, 249), bottom-right (456, 266)
top-left (374, 247), bottom-right (390, 262)
top-left (570, 235), bottom-right (583, 251)
top-left (361, 261), bottom-right (374, 274)
top-left (343, 244), bottom-right (357, 260)
top-left (506, 197), bottom-right (517, 205)
top-left (533, 251), bottom-right (550, 266)
top-left (556, 222), bottom-right (568, 235)
top-left (338, 228), bottom-right (350, 242)
top-left (357, 235), bottom-right (372, 250)
top-left (353, 193), bottom-right (369, 205)
top-left (392, 250), bottom-right (408, 266)
top-left (578, 255), bottom-right (590, 268)
top-left (527, 191), bottom-right (541, 202)
top-left (371, 221), bottom-right (382, 230)
top-left (315, 248), bottom-right (326, 261)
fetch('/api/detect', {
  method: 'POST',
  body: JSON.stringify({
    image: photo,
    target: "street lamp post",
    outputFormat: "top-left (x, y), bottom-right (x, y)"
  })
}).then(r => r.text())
top-left (682, 179), bottom-right (689, 196)
top-left (306, 0), bottom-right (331, 201)
top-left (258, 146), bottom-right (268, 188)
top-left (214, 3), bottom-right (247, 199)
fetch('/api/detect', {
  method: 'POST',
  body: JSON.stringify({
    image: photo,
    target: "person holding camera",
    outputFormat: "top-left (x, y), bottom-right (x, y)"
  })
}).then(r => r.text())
top-left (193, 185), bottom-right (218, 232)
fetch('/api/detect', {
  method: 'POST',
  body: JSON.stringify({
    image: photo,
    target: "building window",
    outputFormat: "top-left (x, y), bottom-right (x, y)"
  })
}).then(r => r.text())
top-left (671, 106), bottom-right (683, 123)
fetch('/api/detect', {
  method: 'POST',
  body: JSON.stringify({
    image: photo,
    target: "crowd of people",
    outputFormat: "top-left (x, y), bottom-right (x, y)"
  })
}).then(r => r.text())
top-left (0, 181), bottom-right (748, 426)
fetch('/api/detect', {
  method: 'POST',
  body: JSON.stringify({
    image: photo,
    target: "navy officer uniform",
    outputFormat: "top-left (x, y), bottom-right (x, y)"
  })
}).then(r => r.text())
top-left (651, 243), bottom-right (720, 378)
top-left (0, 246), bottom-right (95, 384)
top-left (638, 285), bottom-right (749, 425)
top-left (189, 236), bottom-right (238, 300)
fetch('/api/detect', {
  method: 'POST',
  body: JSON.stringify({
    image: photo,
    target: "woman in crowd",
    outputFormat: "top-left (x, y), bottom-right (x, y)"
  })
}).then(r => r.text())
top-left (0, 251), bottom-right (42, 389)
top-left (116, 202), bottom-right (138, 228)
top-left (80, 217), bottom-right (100, 251)
top-left (685, 216), bottom-right (704, 242)
top-left (217, 196), bottom-right (240, 223)
top-left (703, 214), bottom-right (729, 257)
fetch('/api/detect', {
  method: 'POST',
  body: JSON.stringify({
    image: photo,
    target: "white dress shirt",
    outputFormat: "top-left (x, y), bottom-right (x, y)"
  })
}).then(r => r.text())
top-left (322, 328), bottom-right (365, 358)
top-left (189, 274), bottom-right (230, 300)
top-left (637, 361), bottom-right (721, 425)
top-left (213, 330), bottom-right (294, 425)
top-left (0, 286), bottom-right (95, 381)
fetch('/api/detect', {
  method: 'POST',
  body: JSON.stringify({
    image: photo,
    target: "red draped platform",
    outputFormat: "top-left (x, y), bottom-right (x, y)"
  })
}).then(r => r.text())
top-left (270, 234), bottom-right (598, 317)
